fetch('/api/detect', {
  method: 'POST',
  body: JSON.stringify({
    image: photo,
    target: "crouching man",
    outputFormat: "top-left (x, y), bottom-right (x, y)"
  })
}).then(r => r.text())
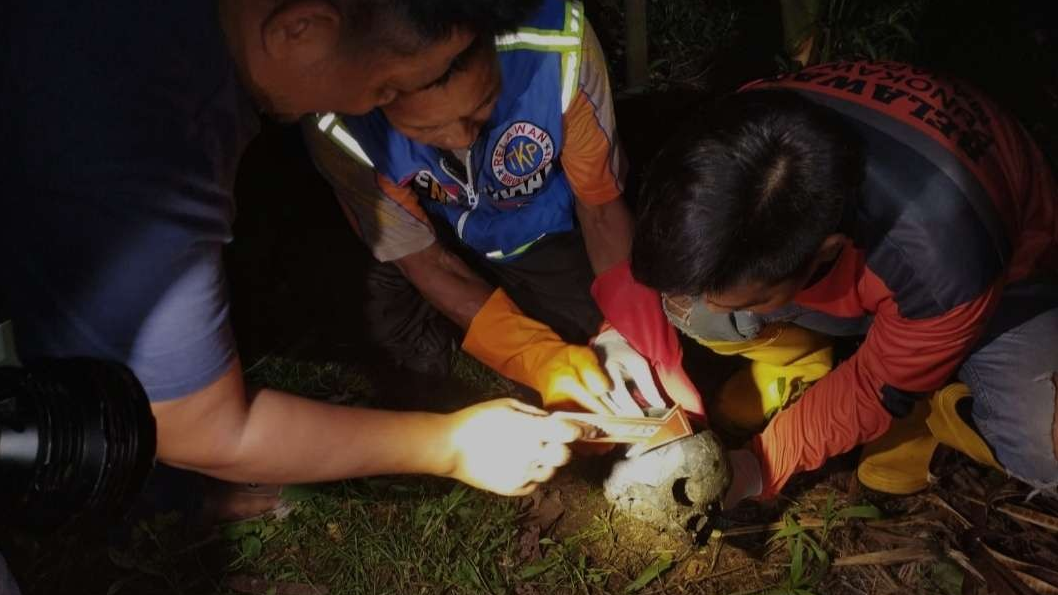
top-left (632, 60), bottom-right (1058, 502)
top-left (305, 0), bottom-right (703, 417)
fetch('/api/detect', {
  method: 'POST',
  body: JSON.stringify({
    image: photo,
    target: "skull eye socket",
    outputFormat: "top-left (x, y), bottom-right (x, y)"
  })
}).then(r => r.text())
top-left (672, 477), bottom-right (694, 506)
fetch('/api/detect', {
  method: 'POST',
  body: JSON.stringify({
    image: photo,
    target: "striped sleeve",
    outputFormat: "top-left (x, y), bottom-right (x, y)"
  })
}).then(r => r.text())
top-left (302, 119), bottom-right (436, 263)
top-left (560, 20), bottom-right (627, 205)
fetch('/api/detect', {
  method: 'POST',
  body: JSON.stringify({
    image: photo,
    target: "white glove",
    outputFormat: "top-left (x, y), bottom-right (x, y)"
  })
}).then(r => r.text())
top-left (591, 328), bottom-right (666, 416)
top-left (722, 449), bottom-right (763, 510)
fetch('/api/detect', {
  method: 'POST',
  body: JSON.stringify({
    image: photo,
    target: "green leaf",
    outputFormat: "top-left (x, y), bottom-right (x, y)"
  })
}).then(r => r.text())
top-left (518, 556), bottom-right (560, 579)
top-left (774, 376), bottom-right (787, 398)
top-left (260, 523), bottom-right (278, 540)
top-left (240, 535), bottom-right (263, 560)
top-left (789, 536), bottom-right (804, 585)
top-left (770, 523), bottom-right (804, 541)
top-left (805, 537), bottom-right (829, 568)
top-left (624, 552), bottom-right (674, 592)
top-left (222, 522), bottom-right (254, 541)
top-left (836, 505), bottom-right (882, 520)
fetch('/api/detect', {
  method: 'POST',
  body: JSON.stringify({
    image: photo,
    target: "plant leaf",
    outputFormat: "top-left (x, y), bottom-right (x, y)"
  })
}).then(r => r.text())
top-left (790, 535), bottom-right (805, 585)
top-left (770, 523), bottom-right (805, 541)
top-left (518, 556), bottom-right (560, 579)
top-left (240, 535), bottom-right (263, 560)
top-left (223, 522), bottom-right (255, 541)
top-left (624, 552), bottom-right (674, 592)
top-left (837, 505), bottom-right (882, 520)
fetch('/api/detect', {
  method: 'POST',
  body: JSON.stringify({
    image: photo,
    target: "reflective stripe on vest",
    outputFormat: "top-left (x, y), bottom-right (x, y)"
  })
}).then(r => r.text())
top-left (496, 0), bottom-right (583, 113)
top-left (316, 112), bottom-right (374, 167)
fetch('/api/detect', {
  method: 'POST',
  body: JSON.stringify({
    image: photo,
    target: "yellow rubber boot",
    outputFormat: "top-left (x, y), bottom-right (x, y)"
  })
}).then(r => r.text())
top-left (705, 324), bottom-right (834, 435)
top-left (858, 383), bottom-right (1001, 494)
top-left (857, 399), bottom-right (937, 494)
top-left (926, 383), bottom-right (1001, 470)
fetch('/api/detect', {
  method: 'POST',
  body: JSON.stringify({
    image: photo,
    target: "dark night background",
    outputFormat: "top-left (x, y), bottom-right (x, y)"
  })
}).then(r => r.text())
top-left (3, 1), bottom-right (1057, 593)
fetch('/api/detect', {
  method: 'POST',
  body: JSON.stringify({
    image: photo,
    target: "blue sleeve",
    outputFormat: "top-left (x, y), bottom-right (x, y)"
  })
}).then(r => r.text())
top-left (6, 209), bottom-right (238, 402)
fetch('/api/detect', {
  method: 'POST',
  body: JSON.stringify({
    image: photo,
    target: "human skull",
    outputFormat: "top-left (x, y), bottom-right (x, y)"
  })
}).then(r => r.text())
top-left (603, 430), bottom-right (730, 538)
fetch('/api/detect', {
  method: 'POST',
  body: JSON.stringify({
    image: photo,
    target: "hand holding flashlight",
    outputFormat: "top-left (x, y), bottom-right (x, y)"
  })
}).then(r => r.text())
top-left (444, 398), bottom-right (588, 496)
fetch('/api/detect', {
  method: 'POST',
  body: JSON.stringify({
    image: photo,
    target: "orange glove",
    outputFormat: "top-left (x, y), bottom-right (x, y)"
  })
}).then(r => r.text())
top-left (463, 289), bottom-right (613, 413)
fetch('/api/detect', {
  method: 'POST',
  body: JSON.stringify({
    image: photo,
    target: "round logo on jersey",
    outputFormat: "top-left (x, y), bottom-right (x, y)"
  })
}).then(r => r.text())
top-left (491, 121), bottom-right (555, 187)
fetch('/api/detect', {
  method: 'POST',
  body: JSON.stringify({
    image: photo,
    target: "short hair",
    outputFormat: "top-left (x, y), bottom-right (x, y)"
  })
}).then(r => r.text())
top-left (631, 89), bottom-right (864, 297)
top-left (340, 0), bottom-right (542, 55)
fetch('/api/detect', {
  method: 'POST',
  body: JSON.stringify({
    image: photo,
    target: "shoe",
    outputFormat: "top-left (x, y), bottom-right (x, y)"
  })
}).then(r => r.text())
top-left (926, 383), bottom-right (1000, 470)
top-left (857, 398), bottom-right (937, 494)
top-left (857, 383), bottom-right (1000, 495)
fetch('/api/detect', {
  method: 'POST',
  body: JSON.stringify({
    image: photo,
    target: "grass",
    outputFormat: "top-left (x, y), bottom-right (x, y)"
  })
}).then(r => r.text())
top-left (225, 480), bottom-right (523, 594)
top-left (10, 350), bottom-right (1057, 595)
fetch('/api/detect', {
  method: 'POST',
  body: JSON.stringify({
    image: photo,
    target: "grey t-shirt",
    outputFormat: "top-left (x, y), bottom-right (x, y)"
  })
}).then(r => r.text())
top-left (1, 0), bottom-right (259, 400)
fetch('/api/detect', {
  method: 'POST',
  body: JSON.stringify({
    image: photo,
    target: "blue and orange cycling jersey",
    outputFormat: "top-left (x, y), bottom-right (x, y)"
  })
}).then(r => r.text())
top-left (305, 0), bottom-right (625, 264)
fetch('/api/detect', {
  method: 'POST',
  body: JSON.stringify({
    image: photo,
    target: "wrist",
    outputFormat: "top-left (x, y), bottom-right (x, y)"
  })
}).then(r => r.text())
top-left (418, 411), bottom-right (462, 478)
top-left (723, 449), bottom-right (763, 509)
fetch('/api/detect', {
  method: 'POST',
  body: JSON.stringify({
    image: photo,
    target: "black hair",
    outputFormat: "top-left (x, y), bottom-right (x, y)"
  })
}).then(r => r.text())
top-left (631, 89), bottom-right (864, 297)
top-left (421, 32), bottom-right (495, 89)
top-left (341, 0), bottom-right (542, 55)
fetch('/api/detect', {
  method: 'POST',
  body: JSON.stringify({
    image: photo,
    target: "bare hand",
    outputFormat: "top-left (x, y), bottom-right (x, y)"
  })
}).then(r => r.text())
top-left (444, 399), bottom-right (586, 496)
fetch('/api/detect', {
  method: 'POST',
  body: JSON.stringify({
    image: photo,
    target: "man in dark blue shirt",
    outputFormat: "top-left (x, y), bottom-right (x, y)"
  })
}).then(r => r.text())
top-left (1, 0), bottom-right (592, 498)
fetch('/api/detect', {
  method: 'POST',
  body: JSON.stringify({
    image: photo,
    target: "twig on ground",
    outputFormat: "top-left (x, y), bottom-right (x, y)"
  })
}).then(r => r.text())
top-left (832, 545), bottom-right (935, 567)
top-left (712, 513), bottom-right (935, 539)
top-left (924, 494), bottom-right (973, 529)
top-left (707, 536), bottom-right (723, 574)
top-left (980, 542), bottom-right (1058, 595)
top-left (954, 493), bottom-right (1058, 533)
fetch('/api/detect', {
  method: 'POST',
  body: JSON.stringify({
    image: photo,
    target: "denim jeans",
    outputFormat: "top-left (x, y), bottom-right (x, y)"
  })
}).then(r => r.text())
top-left (665, 278), bottom-right (1058, 491)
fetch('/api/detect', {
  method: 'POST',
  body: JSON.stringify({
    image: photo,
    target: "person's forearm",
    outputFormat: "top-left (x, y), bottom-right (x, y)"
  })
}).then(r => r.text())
top-left (153, 364), bottom-right (589, 495)
top-left (153, 366), bottom-right (457, 484)
top-left (576, 197), bottom-right (634, 274)
top-left (395, 242), bottom-right (493, 329)
top-left (217, 389), bottom-right (455, 483)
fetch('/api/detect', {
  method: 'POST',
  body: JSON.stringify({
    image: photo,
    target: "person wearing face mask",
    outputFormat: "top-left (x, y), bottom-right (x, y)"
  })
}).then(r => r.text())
top-left (631, 61), bottom-right (1058, 506)
top-left (305, 0), bottom-right (705, 420)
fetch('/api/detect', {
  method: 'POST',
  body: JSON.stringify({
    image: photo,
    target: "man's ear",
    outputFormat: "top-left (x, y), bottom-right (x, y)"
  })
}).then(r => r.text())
top-left (261, 0), bottom-right (341, 65)
top-left (815, 233), bottom-right (846, 264)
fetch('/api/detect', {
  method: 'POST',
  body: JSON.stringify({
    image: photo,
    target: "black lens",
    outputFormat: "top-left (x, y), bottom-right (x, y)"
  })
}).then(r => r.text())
top-left (0, 359), bottom-right (156, 528)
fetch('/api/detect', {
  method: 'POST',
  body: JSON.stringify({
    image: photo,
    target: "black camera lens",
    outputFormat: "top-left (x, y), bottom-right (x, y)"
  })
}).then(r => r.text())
top-left (0, 359), bottom-right (156, 528)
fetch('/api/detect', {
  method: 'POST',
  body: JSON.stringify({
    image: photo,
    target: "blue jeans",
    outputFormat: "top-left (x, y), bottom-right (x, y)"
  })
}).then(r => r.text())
top-left (666, 278), bottom-right (1058, 491)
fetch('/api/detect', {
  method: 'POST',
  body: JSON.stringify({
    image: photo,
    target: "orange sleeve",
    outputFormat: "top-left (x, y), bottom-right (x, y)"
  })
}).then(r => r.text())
top-left (560, 21), bottom-right (625, 206)
top-left (751, 275), bottom-right (1002, 498)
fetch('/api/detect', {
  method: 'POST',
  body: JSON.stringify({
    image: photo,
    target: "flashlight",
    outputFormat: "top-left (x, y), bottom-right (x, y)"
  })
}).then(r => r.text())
top-left (0, 358), bottom-right (156, 529)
